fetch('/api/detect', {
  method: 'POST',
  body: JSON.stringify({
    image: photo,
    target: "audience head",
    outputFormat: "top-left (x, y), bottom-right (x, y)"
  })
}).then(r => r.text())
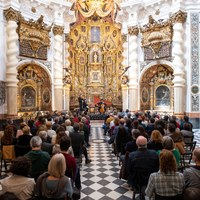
top-left (155, 124), bottom-right (165, 136)
top-left (192, 147), bottom-right (200, 165)
top-left (46, 121), bottom-right (52, 130)
top-left (56, 126), bottom-right (65, 134)
top-left (168, 123), bottom-right (176, 133)
top-left (60, 136), bottom-right (71, 151)
top-left (65, 119), bottom-right (71, 126)
top-left (119, 118), bottom-right (125, 125)
top-left (162, 136), bottom-right (175, 151)
top-left (151, 130), bottom-right (163, 143)
top-left (160, 149), bottom-right (177, 173)
top-left (38, 131), bottom-right (48, 142)
top-left (133, 120), bottom-right (139, 129)
top-left (19, 122), bottom-right (27, 130)
top-left (183, 123), bottom-right (192, 131)
top-left (48, 153), bottom-right (66, 178)
top-left (0, 192), bottom-right (19, 200)
top-left (136, 136), bottom-right (147, 148)
top-left (9, 156), bottom-right (31, 177)
top-left (114, 117), bottom-right (120, 126)
top-left (30, 136), bottom-right (42, 148)
top-left (2, 125), bottom-right (14, 144)
top-left (73, 122), bottom-right (80, 132)
top-left (131, 129), bottom-right (140, 139)
top-left (184, 115), bottom-right (189, 122)
top-left (183, 187), bottom-right (200, 200)
top-left (150, 118), bottom-right (155, 124)
top-left (22, 126), bottom-right (30, 135)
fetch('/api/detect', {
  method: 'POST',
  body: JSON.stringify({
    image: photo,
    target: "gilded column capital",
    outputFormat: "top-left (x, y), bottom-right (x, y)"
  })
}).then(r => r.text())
top-left (53, 25), bottom-right (64, 36)
top-left (4, 7), bottom-right (19, 22)
top-left (122, 34), bottom-right (127, 43)
top-left (128, 26), bottom-right (139, 36)
top-left (170, 10), bottom-right (187, 24)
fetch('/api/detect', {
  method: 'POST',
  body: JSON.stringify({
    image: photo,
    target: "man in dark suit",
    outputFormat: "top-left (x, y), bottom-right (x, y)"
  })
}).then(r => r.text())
top-left (78, 94), bottom-right (83, 112)
top-left (127, 136), bottom-right (159, 200)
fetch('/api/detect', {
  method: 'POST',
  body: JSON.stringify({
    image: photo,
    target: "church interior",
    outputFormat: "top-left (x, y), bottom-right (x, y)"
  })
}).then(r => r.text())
top-left (0, 0), bottom-right (200, 200)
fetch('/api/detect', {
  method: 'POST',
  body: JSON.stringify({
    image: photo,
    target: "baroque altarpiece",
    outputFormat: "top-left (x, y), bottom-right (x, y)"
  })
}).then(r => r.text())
top-left (67, 0), bottom-right (124, 110)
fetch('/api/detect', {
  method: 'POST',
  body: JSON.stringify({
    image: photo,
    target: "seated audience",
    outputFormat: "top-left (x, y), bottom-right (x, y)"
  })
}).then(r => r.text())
top-left (17, 125), bottom-right (32, 146)
top-left (0, 156), bottom-right (35, 200)
top-left (16, 122), bottom-right (26, 138)
top-left (157, 136), bottom-right (181, 165)
top-left (147, 130), bottom-right (163, 152)
top-left (181, 123), bottom-right (194, 143)
top-left (183, 187), bottom-right (200, 200)
top-left (60, 136), bottom-right (81, 190)
top-left (46, 121), bottom-right (56, 139)
top-left (25, 136), bottom-right (50, 180)
top-left (145, 149), bottom-right (184, 199)
top-left (0, 192), bottom-right (19, 200)
top-left (38, 131), bottom-right (53, 155)
top-left (183, 147), bottom-right (200, 188)
top-left (34, 153), bottom-right (73, 199)
top-left (1, 125), bottom-right (17, 145)
top-left (127, 136), bottom-right (159, 199)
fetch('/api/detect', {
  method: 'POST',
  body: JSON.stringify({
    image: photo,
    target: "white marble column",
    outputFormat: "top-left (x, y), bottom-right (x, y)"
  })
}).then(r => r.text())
top-left (53, 25), bottom-right (64, 111)
top-left (128, 26), bottom-right (139, 112)
top-left (4, 8), bottom-right (19, 116)
top-left (122, 85), bottom-right (129, 111)
top-left (121, 34), bottom-right (129, 111)
top-left (171, 10), bottom-right (187, 117)
top-left (64, 84), bottom-right (70, 111)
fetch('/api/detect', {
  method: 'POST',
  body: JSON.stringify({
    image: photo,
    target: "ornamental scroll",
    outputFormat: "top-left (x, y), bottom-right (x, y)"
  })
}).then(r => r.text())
top-left (17, 15), bottom-right (51, 60)
top-left (141, 15), bottom-right (173, 60)
top-left (71, 0), bottom-right (121, 24)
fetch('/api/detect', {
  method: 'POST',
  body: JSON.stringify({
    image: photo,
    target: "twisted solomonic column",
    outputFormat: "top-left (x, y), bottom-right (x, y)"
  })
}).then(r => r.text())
top-left (171, 10), bottom-right (187, 117)
top-left (53, 25), bottom-right (64, 111)
top-left (4, 7), bottom-right (19, 116)
top-left (128, 26), bottom-right (139, 112)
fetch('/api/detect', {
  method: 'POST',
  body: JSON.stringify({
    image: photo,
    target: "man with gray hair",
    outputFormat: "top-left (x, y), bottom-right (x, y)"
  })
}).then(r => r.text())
top-left (25, 136), bottom-right (50, 180)
top-left (127, 136), bottom-right (159, 200)
top-left (38, 131), bottom-right (53, 155)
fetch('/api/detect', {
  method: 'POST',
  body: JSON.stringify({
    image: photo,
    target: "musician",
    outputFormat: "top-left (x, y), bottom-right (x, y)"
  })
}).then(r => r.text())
top-left (78, 94), bottom-right (83, 112)
top-left (83, 98), bottom-right (88, 112)
top-left (97, 99), bottom-right (106, 114)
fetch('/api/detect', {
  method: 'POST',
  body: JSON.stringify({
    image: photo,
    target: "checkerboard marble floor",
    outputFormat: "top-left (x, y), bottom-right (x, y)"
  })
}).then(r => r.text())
top-left (80, 123), bottom-right (133, 200)
top-left (80, 123), bottom-right (200, 200)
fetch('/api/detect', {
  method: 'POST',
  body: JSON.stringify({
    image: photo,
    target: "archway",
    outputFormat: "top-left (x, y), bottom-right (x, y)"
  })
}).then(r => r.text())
top-left (17, 63), bottom-right (52, 113)
top-left (140, 64), bottom-right (174, 114)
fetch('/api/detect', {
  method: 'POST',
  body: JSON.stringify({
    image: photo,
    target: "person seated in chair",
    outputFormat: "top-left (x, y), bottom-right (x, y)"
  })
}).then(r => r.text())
top-left (145, 149), bottom-right (184, 199)
top-left (127, 136), bottom-right (159, 200)
top-left (0, 156), bottom-right (35, 200)
top-left (183, 147), bottom-right (200, 188)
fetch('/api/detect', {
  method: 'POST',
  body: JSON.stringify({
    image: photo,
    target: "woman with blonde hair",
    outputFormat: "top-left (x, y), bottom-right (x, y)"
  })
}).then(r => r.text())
top-left (145, 149), bottom-right (184, 199)
top-left (147, 130), bottom-right (163, 152)
top-left (34, 153), bottom-right (73, 199)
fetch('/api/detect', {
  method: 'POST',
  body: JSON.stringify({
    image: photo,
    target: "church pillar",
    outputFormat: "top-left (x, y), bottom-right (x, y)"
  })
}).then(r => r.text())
top-left (4, 8), bottom-right (19, 116)
top-left (53, 25), bottom-right (64, 111)
top-left (121, 34), bottom-right (128, 111)
top-left (64, 84), bottom-right (70, 111)
top-left (122, 85), bottom-right (129, 111)
top-left (171, 10), bottom-right (187, 117)
top-left (128, 26), bottom-right (139, 112)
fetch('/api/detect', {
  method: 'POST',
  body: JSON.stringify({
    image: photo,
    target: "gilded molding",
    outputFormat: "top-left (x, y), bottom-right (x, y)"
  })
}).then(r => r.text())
top-left (122, 34), bottom-right (127, 43)
top-left (128, 26), bottom-right (139, 36)
top-left (170, 10), bottom-right (187, 24)
top-left (53, 25), bottom-right (64, 36)
top-left (4, 7), bottom-right (20, 22)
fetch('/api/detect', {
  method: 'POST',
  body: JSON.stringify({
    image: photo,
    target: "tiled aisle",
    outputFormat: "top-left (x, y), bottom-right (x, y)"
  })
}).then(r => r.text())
top-left (80, 123), bottom-right (132, 200)
top-left (80, 122), bottom-right (200, 200)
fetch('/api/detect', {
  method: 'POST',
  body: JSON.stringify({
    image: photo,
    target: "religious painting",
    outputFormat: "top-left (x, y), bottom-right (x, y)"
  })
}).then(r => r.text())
top-left (156, 85), bottom-right (170, 106)
top-left (21, 86), bottom-right (36, 107)
top-left (91, 70), bottom-right (101, 83)
top-left (91, 26), bottom-right (100, 43)
top-left (141, 87), bottom-right (149, 104)
top-left (43, 88), bottom-right (50, 104)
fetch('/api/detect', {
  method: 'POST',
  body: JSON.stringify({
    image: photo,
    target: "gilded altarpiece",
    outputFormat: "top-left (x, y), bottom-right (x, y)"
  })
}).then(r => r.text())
top-left (140, 65), bottom-right (174, 112)
top-left (67, 0), bottom-right (123, 109)
top-left (17, 64), bottom-right (51, 112)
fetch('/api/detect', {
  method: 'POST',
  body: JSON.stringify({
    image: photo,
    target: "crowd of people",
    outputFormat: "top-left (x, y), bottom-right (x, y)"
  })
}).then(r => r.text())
top-left (0, 109), bottom-right (199, 199)
top-left (0, 110), bottom-right (92, 200)
top-left (103, 110), bottom-right (200, 200)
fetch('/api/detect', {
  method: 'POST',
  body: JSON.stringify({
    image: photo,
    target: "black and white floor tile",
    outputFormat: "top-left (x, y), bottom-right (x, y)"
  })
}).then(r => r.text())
top-left (80, 123), bottom-right (133, 200)
top-left (80, 122), bottom-right (200, 200)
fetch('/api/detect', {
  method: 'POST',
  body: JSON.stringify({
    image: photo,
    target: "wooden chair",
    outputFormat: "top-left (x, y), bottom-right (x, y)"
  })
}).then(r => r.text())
top-left (0, 145), bottom-right (16, 175)
top-left (183, 135), bottom-right (194, 143)
top-left (181, 141), bottom-right (196, 168)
